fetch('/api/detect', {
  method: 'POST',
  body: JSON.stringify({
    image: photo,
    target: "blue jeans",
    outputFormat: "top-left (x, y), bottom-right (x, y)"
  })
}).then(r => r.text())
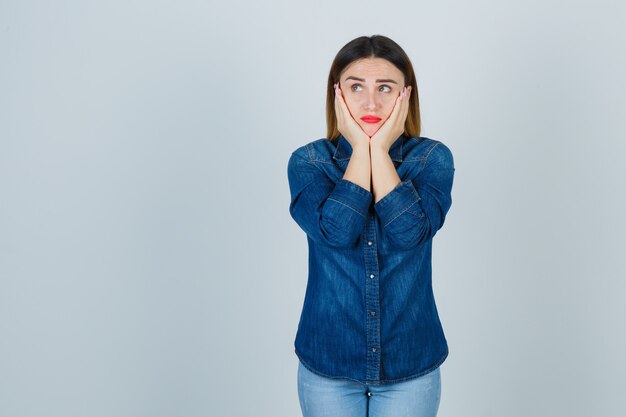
top-left (297, 361), bottom-right (441, 417)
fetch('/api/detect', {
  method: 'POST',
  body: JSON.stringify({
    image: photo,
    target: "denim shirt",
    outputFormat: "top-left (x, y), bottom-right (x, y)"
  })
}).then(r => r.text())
top-left (287, 133), bottom-right (455, 385)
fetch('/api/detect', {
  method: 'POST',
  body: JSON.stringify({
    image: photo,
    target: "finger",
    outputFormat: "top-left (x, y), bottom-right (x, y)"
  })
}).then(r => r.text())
top-left (334, 84), bottom-right (343, 108)
top-left (398, 87), bottom-right (408, 117)
top-left (400, 87), bottom-right (410, 129)
top-left (386, 89), bottom-right (403, 122)
top-left (335, 84), bottom-right (352, 129)
top-left (334, 85), bottom-right (345, 121)
top-left (402, 86), bottom-right (409, 111)
top-left (335, 86), bottom-right (353, 119)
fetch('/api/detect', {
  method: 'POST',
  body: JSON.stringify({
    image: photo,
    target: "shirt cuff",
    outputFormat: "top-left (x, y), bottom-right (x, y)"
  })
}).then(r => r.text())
top-left (374, 179), bottom-right (421, 226)
top-left (327, 179), bottom-right (373, 218)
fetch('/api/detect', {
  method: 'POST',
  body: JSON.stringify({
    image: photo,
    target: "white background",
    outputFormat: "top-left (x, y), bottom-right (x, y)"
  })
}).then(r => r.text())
top-left (1, 1), bottom-right (625, 416)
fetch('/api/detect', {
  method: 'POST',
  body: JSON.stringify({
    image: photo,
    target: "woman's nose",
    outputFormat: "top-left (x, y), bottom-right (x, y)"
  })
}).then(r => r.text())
top-left (365, 95), bottom-right (378, 110)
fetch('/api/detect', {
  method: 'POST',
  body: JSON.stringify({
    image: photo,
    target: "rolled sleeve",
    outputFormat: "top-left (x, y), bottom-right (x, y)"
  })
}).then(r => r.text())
top-left (327, 178), bottom-right (373, 218)
top-left (288, 148), bottom-right (372, 248)
top-left (373, 179), bottom-right (421, 227)
top-left (374, 142), bottom-right (455, 250)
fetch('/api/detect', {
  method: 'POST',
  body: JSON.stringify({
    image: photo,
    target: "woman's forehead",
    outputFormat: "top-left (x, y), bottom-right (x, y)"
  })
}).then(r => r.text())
top-left (341, 58), bottom-right (402, 82)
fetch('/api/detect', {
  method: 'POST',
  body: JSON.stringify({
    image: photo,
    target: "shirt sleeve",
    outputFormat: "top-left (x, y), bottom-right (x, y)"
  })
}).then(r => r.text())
top-left (287, 147), bottom-right (372, 248)
top-left (373, 142), bottom-right (455, 250)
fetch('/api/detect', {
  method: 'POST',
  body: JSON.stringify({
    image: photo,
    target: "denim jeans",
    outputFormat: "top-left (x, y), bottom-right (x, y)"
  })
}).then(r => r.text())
top-left (297, 360), bottom-right (441, 417)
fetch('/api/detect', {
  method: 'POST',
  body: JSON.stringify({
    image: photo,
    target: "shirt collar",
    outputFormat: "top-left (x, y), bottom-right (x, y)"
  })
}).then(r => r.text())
top-left (333, 134), bottom-right (404, 162)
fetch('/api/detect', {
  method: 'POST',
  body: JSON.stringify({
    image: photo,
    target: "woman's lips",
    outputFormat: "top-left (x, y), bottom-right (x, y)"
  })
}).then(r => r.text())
top-left (360, 115), bottom-right (382, 123)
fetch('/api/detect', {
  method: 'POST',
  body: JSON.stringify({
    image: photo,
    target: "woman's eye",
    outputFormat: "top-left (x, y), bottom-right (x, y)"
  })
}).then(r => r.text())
top-left (351, 84), bottom-right (392, 93)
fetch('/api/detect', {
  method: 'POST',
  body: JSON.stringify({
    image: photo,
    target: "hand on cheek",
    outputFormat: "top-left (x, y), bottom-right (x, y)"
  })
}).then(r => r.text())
top-left (333, 83), bottom-right (370, 148)
top-left (370, 86), bottom-right (411, 151)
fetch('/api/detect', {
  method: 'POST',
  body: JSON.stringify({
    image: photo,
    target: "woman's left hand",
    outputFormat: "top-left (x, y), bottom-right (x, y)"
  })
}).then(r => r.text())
top-left (369, 85), bottom-right (411, 152)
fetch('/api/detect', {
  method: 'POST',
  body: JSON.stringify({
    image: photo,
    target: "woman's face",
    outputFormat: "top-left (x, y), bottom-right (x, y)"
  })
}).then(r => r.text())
top-left (338, 57), bottom-right (406, 137)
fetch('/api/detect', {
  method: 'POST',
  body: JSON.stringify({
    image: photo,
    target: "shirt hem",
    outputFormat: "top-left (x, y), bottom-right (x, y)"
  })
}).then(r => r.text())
top-left (294, 346), bottom-right (448, 385)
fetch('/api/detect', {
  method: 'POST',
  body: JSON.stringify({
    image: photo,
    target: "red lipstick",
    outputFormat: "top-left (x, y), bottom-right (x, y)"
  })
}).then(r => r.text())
top-left (360, 115), bottom-right (382, 123)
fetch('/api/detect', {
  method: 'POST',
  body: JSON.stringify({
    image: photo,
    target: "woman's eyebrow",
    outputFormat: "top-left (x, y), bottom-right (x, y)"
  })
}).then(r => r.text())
top-left (344, 76), bottom-right (398, 84)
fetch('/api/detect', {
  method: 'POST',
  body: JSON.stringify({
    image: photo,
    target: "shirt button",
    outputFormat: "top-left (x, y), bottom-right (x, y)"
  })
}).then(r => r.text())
top-left (370, 311), bottom-right (376, 316)
top-left (369, 274), bottom-right (375, 279)
top-left (372, 348), bottom-right (377, 352)
top-left (367, 241), bottom-right (373, 246)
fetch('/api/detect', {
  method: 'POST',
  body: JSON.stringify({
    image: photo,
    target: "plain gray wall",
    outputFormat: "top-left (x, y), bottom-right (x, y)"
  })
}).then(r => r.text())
top-left (1, 1), bottom-right (625, 416)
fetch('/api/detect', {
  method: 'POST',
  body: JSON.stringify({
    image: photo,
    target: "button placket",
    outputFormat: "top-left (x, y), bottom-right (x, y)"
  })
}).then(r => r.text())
top-left (364, 211), bottom-right (381, 382)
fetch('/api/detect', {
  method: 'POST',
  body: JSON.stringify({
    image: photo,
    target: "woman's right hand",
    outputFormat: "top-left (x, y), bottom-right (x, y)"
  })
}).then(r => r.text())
top-left (334, 83), bottom-right (370, 149)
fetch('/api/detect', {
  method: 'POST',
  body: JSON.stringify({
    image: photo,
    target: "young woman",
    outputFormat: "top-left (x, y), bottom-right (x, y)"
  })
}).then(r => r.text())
top-left (287, 34), bottom-right (455, 417)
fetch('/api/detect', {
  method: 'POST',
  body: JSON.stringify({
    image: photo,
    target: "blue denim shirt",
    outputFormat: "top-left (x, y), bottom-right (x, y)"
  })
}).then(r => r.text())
top-left (287, 133), bottom-right (455, 385)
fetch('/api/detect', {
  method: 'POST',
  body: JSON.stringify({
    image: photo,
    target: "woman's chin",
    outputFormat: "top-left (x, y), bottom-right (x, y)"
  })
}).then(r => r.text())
top-left (362, 124), bottom-right (381, 137)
